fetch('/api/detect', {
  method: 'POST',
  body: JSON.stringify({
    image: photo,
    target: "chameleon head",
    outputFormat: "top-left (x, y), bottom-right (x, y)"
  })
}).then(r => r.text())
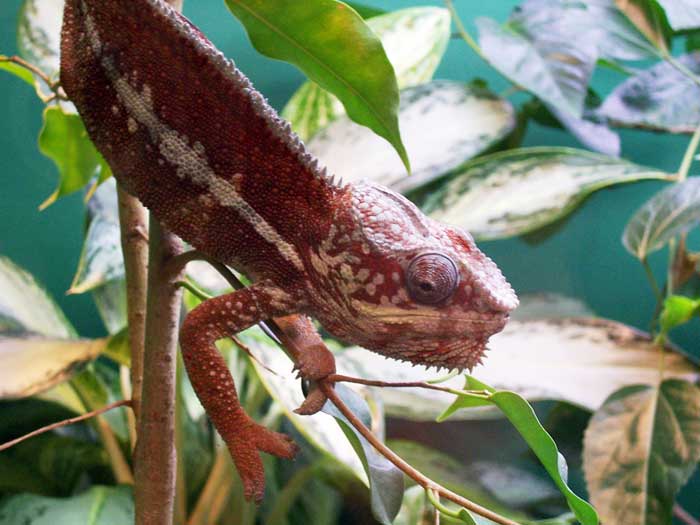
top-left (308, 181), bottom-right (518, 371)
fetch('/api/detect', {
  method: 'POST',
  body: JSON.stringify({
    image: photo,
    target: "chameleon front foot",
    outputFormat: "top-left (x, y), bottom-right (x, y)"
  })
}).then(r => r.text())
top-left (227, 420), bottom-right (298, 502)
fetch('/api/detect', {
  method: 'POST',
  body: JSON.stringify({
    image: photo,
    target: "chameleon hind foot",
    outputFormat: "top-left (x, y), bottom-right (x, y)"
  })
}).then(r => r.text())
top-left (228, 418), bottom-right (298, 502)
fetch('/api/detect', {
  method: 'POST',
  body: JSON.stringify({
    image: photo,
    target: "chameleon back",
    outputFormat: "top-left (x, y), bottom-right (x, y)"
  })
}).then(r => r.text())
top-left (61, 0), bottom-right (339, 280)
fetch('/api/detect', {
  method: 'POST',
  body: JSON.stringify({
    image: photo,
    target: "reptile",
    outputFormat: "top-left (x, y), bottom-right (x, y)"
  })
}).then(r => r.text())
top-left (60, 0), bottom-right (518, 502)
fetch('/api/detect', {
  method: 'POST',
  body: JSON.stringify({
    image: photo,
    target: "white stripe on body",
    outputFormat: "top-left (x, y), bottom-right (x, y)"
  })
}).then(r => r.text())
top-left (81, 7), bottom-right (304, 271)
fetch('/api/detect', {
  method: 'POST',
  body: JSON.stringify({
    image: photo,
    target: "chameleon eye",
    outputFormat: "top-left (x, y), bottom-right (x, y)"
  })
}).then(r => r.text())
top-left (406, 252), bottom-right (459, 305)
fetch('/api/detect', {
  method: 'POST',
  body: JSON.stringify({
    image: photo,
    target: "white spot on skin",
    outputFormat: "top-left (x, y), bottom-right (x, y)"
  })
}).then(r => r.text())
top-left (111, 105), bottom-right (119, 115)
top-left (356, 269), bottom-right (370, 282)
top-left (127, 117), bottom-right (138, 134)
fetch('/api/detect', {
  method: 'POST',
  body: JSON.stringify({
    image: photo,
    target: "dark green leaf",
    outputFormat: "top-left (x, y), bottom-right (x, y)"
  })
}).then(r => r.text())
top-left (345, 2), bottom-right (385, 19)
top-left (656, 0), bottom-right (700, 31)
top-left (308, 81), bottom-right (515, 192)
top-left (225, 0), bottom-right (409, 171)
top-left (282, 6), bottom-right (450, 140)
top-left (6, 434), bottom-right (109, 496)
top-left (598, 52), bottom-right (700, 133)
top-left (439, 378), bottom-right (599, 525)
top-left (583, 380), bottom-right (700, 525)
top-left (322, 384), bottom-right (404, 525)
top-left (0, 486), bottom-right (134, 525)
top-left (659, 295), bottom-right (700, 333)
top-left (623, 177), bottom-right (700, 259)
top-left (38, 106), bottom-right (104, 210)
top-left (423, 147), bottom-right (669, 240)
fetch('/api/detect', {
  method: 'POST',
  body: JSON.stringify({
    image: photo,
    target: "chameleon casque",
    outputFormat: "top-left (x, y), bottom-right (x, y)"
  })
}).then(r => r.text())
top-left (60, 0), bottom-right (518, 502)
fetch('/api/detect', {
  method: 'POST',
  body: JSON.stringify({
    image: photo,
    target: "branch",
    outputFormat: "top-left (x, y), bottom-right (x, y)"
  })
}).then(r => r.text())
top-left (0, 55), bottom-right (67, 103)
top-left (133, 219), bottom-right (184, 525)
top-left (117, 186), bottom-right (149, 421)
top-left (0, 400), bottom-right (132, 452)
top-left (319, 382), bottom-right (521, 525)
top-left (674, 504), bottom-right (700, 525)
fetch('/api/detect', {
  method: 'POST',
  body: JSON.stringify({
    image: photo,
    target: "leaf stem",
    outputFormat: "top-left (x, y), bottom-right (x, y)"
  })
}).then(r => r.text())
top-left (444, 0), bottom-right (485, 59)
top-left (0, 399), bottom-right (132, 452)
top-left (0, 55), bottom-right (67, 102)
top-left (677, 121), bottom-right (700, 181)
top-left (319, 382), bottom-right (520, 525)
top-left (663, 52), bottom-right (700, 89)
top-left (642, 258), bottom-right (662, 301)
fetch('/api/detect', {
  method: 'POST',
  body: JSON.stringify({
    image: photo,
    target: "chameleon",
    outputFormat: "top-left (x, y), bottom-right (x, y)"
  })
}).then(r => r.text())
top-left (60, 0), bottom-right (518, 502)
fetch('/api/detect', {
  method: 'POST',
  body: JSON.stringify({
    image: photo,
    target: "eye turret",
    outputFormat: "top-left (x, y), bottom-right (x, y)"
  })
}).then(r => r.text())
top-left (406, 252), bottom-right (459, 305)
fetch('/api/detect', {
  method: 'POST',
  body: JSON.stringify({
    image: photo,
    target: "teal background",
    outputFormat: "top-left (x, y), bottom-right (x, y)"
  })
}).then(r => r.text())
top-left (0, 0), bottom-right (697, 516)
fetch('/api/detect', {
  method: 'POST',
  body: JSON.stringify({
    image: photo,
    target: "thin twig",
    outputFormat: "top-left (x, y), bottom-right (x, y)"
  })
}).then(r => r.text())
top-left (0, 400), bottom-right (132, 452)
top-left (327, 373), bottom-right (475, 397)
top-left (674, 504), bottom-right (700, 525)
top-left (319, 383), bottom-right (520, 525)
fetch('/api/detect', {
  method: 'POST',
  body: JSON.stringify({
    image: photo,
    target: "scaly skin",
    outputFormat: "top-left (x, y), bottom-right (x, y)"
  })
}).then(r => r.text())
top-left (60, 0), bottom-right (518, 502)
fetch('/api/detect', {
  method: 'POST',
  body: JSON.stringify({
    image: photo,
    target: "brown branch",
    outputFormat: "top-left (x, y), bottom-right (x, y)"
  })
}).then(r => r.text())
top-left (0, 400), bottom-right (132, 452)
top-left (133, 219), bottom-right (184, 525)
top-left (319, 382), bottom-right (521, 525)
top-left (117, 186), bottom-right (149, 421)
top-left (0, 55), bottom-right (68, 102)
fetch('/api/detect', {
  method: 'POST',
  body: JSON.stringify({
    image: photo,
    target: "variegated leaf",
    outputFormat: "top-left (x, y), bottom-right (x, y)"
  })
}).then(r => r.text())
top-left (423, 147), bottom-right (669, 240)
top-left (0, 336), bottom-right (106, 399)
top-left (0, 257), bottom-right (108, 399)
top-left (335, 317), bottom-right (698, 420)
top-left (308, 81), bottom-right (515, 192)
top-left (623, 177), bottom-right (700, 260)
top-left (282, 7), bottom-right (450, 140)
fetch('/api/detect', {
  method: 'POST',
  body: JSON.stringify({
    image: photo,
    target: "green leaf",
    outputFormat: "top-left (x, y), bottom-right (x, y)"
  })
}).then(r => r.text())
top-left (615, 0), bottom-right (671, 53)
top-left (0, 486), bottom-right (134, 525)
top-left (656, 0), bottom-right (700, 31)
top-left (337, 317), bottom-right (699, 419)
top-left (92, 280), bottom-right (127, 335)
top-left (0, 56), bottom-right (36, 87)
top-left (439, 378), bottom-right (599, 525)
top-left (623, 177), bottom-right (700, 259)
top-left (583, 379), bottom-right (700, 525)
top-left (322, 384), bottom-right (404, 525)
top-left (423, 147), bottom-right (669, 241)
top-left (345, 2), bottom-right (385, 19)
top-left (598, 52), bottom-right (700, 133)
top-left (308, 81), bottom-right (515, 192)
top-left (282, 6), bottom-right (450, 140)
top-left (477, 14), bottom-right (596, 117)
top-left (659, 295), bottom-right (700, 333)
top-left (225, 0), bottom-right (409, 171)
top-left (38, 106), bottom-right (105, 210)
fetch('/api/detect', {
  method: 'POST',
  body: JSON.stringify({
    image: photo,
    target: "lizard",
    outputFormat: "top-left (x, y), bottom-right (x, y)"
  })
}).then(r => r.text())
top-left (60, 0), bottom-right (519, 502)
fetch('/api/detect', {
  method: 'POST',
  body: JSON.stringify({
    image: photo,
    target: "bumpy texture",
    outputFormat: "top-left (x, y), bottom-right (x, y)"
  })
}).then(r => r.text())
top-left (61, 0), bottom-right (518, 502)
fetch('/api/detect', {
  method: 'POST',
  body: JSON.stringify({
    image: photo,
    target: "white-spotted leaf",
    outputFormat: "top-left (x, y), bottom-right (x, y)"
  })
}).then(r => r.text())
top-left (308, 81), bottom-right (515, 192)
top-left (424, 147), bottom-right (669, 240)
top-left (336, 317), bottom-right (698, 420)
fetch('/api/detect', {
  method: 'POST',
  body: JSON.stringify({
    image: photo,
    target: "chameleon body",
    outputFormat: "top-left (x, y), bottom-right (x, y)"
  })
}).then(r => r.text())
top-left (60, 0), bottom-right (518, 501)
